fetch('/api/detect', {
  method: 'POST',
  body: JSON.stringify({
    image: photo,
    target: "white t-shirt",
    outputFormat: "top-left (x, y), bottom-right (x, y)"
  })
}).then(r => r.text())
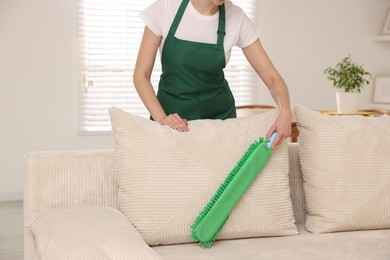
top-left (139, 0), bottom-right (259, 63)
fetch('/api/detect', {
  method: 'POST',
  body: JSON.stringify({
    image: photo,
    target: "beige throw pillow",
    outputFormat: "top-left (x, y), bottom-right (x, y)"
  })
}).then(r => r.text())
top-left (27, 206), bottom-right (161, 260)
top-left (295, 106), bottom-right (390, 233)
top-left (109, 107), bottom-right (298, 246)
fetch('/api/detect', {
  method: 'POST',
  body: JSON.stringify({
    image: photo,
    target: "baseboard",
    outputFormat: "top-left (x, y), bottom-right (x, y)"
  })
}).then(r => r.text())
top-left (0, 192), bottom-right (23, 202)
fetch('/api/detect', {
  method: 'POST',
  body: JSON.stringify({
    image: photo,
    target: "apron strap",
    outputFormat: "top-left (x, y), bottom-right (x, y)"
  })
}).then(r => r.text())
top-left (168, 0), bottom-right (190, 36)
top-left (217, 3), bottom-right (226, 46)
top-left (169, 0), bottom-right (226, 46)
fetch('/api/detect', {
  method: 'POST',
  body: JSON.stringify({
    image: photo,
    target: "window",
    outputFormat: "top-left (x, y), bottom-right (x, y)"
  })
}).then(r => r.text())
top-left (78, 0), bottom-right (258, 132)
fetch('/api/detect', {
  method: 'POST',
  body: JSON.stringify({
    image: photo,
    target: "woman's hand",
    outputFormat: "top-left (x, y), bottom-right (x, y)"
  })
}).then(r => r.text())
top-left (266, 109), bottom-right (292, 149)
top-left (160, 113), bottom-right (189, 132)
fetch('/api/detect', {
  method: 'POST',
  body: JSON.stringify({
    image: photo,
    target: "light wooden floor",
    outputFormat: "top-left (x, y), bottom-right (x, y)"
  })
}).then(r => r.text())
top-left (0, 201), bottom-right (23, 260)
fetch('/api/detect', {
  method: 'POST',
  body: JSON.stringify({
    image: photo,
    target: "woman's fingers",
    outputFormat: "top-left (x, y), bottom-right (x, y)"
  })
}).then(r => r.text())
top-left (170, 114), bottom-right (187, 132)
top-left (161, 113), bottom-right (189, 132)
top-left (266, 113), bottom-right (292, 149)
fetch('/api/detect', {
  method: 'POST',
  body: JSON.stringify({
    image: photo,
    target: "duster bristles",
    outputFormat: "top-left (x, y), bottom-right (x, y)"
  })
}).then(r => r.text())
top-left (190, 138), bottom-right (266, 247)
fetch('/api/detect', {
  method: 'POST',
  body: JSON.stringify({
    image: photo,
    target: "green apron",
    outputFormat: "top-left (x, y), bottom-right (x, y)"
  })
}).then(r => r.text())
top-left (156, 0), bottom-right (236, 121)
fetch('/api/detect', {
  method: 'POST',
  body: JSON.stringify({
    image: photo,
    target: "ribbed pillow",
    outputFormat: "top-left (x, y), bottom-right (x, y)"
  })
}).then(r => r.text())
top-left (295, 106), bottom-right (390, 233)
top-left (27, 206), bottom-right (161, 260)
top-left (109, 107), bottom-right (298, 246)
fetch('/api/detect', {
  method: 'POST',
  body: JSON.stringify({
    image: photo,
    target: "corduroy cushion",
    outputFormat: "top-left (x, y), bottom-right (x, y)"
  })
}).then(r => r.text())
top-left (295, 106), bottom-right (390, 233)
top-left (27, 206), bottom-right (161, 260)
top-left (109, 107), bottom-right (298, 246)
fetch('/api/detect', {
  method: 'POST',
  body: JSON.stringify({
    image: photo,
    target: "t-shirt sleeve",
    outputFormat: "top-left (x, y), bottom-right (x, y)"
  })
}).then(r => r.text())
top-left (236, 11), bottom-right (259, 48)
top-left (139, 0), bottom-right (164, 37)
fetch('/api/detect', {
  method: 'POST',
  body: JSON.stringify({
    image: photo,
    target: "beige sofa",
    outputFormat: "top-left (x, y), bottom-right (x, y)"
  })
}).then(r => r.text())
top-left (24, 143), bottom-right (390, 260)
top-left (24, 106), bottom-right (390, 259)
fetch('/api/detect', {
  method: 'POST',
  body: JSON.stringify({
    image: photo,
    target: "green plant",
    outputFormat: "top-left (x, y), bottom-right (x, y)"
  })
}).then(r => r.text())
top-left (324, 55), bottom-right (371, 93)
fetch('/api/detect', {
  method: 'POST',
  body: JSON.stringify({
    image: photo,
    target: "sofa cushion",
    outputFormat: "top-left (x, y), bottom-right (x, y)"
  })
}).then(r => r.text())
top-left (153, 225), bottom-right (390, 260)
top-left (109, 107), bottom-right (298, 246)
top-left (295, 106), bottom-right (390, 233)
top-left (27, 206), bottom-right (161, 260)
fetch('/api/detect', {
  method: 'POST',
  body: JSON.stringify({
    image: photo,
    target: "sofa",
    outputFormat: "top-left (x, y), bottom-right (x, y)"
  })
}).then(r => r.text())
top-left (24, 106), bottom-right (390, 259)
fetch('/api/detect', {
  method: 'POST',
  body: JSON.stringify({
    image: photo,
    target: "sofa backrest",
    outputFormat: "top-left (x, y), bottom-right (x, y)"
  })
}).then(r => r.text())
top-left (288, 142), bottom-right (305, 225)
top-left (24, 150), bottom-right (118, 218)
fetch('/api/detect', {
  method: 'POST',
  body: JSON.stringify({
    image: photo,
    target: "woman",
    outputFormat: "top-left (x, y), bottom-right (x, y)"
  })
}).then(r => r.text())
top-left (133, 0), bottom-right (291, 148)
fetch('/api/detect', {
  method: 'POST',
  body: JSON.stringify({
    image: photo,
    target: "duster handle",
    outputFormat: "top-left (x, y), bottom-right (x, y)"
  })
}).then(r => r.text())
top-left (267, 132), bottom-right (278, 148)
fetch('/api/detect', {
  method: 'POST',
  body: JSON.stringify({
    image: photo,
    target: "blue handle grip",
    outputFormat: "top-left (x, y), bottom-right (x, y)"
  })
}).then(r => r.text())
top-left (267, 132), bottom-right (277, 148)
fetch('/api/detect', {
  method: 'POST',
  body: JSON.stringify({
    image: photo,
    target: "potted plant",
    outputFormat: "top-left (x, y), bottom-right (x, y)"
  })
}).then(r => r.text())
top-left (324, 55), bottom-right (371, 114)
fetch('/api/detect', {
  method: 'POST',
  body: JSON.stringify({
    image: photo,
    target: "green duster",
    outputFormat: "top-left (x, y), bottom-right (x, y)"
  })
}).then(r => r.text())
top-left (190, 132), bottom-right (277, 247)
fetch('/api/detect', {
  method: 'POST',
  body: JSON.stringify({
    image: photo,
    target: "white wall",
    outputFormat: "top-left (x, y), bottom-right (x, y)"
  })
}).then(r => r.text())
top-left (0, 0), bottom-right (114, 200)
top-left (256, 0), bottom-right (390, 110)
top-left (0, 0), bottom-right (389, 200)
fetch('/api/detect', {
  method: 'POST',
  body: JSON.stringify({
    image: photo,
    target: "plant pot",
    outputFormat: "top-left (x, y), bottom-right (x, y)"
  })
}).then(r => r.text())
top-left (336, 92), bottom-right (360, 114)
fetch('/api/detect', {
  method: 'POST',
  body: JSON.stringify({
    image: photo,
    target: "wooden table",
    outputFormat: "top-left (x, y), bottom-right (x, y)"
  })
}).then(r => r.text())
top-left (318, 110), bottom-right (389, 116)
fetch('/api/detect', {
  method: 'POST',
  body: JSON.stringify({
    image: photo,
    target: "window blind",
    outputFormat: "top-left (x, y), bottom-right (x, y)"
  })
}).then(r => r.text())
top-left (78, 0), bottom-right (258, 132)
